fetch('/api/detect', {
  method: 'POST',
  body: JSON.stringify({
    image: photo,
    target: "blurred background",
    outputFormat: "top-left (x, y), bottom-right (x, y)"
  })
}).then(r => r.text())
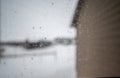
top-left (0, 0), bottom-right (78, 78)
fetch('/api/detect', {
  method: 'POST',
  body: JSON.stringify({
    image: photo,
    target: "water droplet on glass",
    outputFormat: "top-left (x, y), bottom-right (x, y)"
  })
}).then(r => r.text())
top-left (14, 11), bottom-right (17, 13)
top-left (32, 27), bottom-right (35, 30)
top-left (31, 57), bottom-right (33, 60)
top-left (44, 37), bottom-right (47, 40)
top-left (51, 2), bottom-right (54, 5)
top-left (40, 27), bottom-right (41, 29)
top-left (24, 67), bottom-right (27, 70)
top-left (3, 62), bottom-right (6, 65)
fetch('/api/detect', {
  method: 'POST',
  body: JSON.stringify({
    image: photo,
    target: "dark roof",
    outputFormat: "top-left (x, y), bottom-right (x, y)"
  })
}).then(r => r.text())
top-left (71, 0), bottom-right (84, 28)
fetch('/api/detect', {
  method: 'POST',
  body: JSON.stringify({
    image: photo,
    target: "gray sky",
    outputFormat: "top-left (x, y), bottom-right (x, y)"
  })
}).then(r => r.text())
top-left (1, 0), bottom-right (78, 41)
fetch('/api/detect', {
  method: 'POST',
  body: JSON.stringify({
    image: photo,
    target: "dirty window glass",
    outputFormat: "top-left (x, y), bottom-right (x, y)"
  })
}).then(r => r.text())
top-left (0, 0), bottom-right (78, 78)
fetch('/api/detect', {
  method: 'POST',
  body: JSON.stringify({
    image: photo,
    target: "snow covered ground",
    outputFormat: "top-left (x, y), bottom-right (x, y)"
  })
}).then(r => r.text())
top-left (0, 44), bottom-right (76, 78)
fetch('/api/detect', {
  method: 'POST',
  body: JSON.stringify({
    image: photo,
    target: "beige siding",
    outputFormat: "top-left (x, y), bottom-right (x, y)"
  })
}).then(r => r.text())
top-left (77, 0), bottom-right (120, 77)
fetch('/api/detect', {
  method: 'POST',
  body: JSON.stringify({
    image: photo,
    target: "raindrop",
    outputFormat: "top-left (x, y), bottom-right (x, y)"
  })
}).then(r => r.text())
top-left (44, 37), bottom-right (47, 40)
top-left (21, 73), bottom-right (24, 77)
top-left (40, 27), bottom-right (41, 29)
top-left (24, 67), bottom-right (27, 70)
top-left (51, 2), bottom-right (54, 5)
top-left (32, 26), bottom-right (35, 30)
top-left (14, 11), bottom-right (17, 13)
top-left (31, 57), bottom-right (34, 60)
top-left (3, 62), bottom-right (6, 65)
top-left (30, 72), bottom-right (33, 75)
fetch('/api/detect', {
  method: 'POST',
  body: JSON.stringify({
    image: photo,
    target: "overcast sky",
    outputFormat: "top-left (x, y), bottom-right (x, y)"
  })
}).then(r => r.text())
top-left (1, 0), bottom-right (78, 41)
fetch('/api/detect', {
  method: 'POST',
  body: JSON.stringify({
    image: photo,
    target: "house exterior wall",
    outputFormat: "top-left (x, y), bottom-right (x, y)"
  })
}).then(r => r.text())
top-left (77, 0), bottom-right (120, 77)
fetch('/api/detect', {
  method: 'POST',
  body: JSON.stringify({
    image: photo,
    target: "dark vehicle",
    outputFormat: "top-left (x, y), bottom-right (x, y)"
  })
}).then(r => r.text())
top-left (0, 40), bottom-right (52, 50)
top-left (55, 38), bottom-right (74, 45)
top-left (24, 40), bottom-right (52, 49)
